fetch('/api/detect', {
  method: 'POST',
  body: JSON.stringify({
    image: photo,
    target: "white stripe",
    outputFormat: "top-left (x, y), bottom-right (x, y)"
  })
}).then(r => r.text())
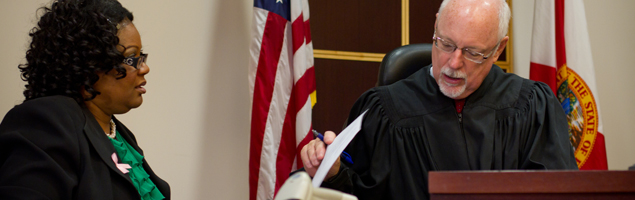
top-left (291, 97), bottom-right (312, 173)
top-left (302, 0), bottom-right (311, 21)
top-left (530, 0), bottom-right (556, 68)
top-left (291, 21), bottom-right (315, 84)
top-left (564, 0), bottom-right (603, 132)
top-left (291, 1), bottom-right (308, 84)
top-left (306, 41), bottom-right (314, 69)
top-left (293, 44), bottom-right (308, 83)
top-left (290, 0), bottom-right (302, 22)
top-left (249, 8), bottom-right (269, 101)
top-left (296, 95), bottom-right (312, 146)
top-left (257, 21), bottom-right (294, 200)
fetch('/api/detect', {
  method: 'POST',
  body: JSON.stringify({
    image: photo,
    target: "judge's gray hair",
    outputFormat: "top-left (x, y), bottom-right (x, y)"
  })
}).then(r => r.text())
top-left (438, 0), bottom-right (511, 41)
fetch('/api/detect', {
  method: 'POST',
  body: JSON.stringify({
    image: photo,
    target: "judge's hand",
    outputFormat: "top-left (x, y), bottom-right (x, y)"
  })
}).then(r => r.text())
top-left (300, 130), bottom-right (340, 180)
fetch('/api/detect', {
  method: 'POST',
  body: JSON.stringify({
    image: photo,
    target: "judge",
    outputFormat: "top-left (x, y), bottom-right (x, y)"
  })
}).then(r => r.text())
top-left (300, 0), bottom-right (578, 199)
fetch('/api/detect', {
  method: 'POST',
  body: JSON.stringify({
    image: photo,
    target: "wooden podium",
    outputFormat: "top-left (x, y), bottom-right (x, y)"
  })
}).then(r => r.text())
top-left (428, 170), bottom-right (635, 200)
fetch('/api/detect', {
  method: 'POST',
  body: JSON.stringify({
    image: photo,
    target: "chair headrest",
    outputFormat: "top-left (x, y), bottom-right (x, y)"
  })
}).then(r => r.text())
top-left (377, 43), bottom-right (433, 86)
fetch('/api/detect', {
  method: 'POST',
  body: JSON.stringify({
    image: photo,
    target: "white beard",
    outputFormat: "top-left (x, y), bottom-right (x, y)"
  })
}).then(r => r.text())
top-left (437, 66), bottom-right (467, 99)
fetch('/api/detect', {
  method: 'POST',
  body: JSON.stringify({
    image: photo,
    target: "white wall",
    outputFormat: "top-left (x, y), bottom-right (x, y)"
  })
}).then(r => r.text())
top-left (0, 0), bottom-right (634, 199)
top-left (512, 0), bottom-right (635, 170)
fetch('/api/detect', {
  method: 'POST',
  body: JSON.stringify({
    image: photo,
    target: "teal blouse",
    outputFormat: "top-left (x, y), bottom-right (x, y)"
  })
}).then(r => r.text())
top-left (109, 131), bottom-right (165, 200)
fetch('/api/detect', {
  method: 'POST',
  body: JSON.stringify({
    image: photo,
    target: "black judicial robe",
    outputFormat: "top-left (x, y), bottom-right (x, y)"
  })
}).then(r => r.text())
top-left (323, 64), bottom-right (578, 200)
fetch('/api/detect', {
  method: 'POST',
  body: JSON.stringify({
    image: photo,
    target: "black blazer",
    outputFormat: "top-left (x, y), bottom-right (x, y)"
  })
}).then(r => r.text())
top-left (0, 96), bottom-right (170, 199)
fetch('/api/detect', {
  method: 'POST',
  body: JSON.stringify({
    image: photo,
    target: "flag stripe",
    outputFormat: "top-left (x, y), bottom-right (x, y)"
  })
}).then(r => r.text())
top-left (529, 0), bottom-right (556, 89)
top-left (530, 62), bottom-right (557, 94)
top-left (304, 19), bottom-right (312, 44)
top-left (249, 8), bottom-right (267, 96)
top-left (291, 14), bottom-right (305, 53)
top-left (555, 0), bottom-right (567, 70)
top-left (249, 11), bottom-right (289, 200)
top-left (292, 67), bottom-right (316, 111)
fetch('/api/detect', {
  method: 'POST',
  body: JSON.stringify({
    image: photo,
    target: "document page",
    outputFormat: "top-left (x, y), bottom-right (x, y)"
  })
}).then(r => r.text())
top-left (312, 110), bottom-right (368, 187)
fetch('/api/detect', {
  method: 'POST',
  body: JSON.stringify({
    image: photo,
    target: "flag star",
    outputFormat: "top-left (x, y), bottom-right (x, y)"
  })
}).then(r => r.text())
top-left (276, 0), bottom-right (283, 3)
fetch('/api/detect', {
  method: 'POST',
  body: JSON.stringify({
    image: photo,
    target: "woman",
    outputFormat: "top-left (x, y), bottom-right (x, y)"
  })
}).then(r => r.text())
top-left (0, 0), bottom-right (170, 199)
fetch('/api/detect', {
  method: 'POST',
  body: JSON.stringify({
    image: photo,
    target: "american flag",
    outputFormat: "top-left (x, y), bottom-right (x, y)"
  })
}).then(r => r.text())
top-left (248, 0), bottom-right (316, 199)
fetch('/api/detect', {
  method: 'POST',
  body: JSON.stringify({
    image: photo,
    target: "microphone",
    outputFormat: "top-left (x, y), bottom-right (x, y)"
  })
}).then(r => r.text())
top-left (275, 172), bottom-right (357, 200)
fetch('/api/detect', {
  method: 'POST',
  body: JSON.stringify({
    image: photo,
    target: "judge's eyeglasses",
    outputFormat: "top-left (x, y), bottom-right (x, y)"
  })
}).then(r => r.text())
top-left (432, 31), bottom-right (500, 64)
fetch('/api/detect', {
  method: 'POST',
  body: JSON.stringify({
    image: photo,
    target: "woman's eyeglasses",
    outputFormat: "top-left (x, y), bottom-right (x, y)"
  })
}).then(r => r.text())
top-left (122, 53), bottom-right (148, 69)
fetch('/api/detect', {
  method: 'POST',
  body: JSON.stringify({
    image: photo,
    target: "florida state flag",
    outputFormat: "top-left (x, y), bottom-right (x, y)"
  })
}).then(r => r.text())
top-left (530, 0), bottom-right (607, 170)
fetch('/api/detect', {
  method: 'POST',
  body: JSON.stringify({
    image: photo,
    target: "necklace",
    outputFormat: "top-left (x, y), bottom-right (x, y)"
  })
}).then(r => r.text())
top-left (107, 119), bottom-right (116, 139)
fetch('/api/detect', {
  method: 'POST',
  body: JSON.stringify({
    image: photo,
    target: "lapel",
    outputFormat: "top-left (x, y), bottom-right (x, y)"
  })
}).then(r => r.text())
top-left (81, 107), bottom-right (134, 184)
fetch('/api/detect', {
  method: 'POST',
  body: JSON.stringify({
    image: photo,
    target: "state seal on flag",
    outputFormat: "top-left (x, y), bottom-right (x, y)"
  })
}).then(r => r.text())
top-left (556, 67), bottom-right (598, 168)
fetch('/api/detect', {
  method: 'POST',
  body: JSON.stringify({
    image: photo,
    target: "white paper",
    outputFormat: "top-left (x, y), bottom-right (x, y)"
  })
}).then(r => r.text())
top-left (312, 110), bottom-right (368, 187)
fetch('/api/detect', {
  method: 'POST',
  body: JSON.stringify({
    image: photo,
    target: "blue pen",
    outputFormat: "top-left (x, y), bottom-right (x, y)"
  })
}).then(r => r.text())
top-left (312, 129), bottom-right (354, 164)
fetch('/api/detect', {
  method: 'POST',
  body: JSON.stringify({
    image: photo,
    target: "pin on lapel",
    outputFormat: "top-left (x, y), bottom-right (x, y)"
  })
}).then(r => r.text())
top-left (111, 153), bottom-right (132, 174)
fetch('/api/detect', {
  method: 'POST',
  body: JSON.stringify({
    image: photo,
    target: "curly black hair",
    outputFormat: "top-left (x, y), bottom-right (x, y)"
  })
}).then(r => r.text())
top-left (19, 0), bottom-right (134, 104)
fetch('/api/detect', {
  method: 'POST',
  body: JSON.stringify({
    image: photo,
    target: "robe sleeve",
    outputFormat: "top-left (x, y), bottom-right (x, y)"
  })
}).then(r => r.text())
top-left (322, 88), bottom-right (396, 199)
top-left (509, 81), bottom-right (578, 170)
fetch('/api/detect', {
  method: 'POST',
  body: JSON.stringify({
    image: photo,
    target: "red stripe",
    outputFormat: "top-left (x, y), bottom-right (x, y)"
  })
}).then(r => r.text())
top-left (291, 14), bottom-right (305, 53)
top-left (274, 66), bottom-right (316, 195)
top-left (293, 67), bottom-right (316, 111)
top-left (249, 12), bottom-right (288, 200)
top-left (555, 0), bottom-right (566, 70)
top-left (530, 62), bottom-right (557, 95)
top-left (304, 19), bottom-right (312, 44)
top-left (580, 132), bottom-right (608, 170)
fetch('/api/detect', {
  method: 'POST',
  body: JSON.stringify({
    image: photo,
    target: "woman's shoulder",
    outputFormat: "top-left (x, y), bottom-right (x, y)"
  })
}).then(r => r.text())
top-left (1, 96), bottom-right (85, 132)
top-left (21, 95), bottom-right (79, 106)
top-left (14, 96), bottom-right (81, 114)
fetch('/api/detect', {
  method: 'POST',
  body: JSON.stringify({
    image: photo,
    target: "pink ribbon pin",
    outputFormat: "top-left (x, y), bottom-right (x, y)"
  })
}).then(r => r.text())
top-left (111, 153), bottom-right (132, 174)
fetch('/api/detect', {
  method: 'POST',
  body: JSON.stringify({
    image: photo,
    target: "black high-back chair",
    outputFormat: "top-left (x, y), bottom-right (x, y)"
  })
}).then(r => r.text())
top-left (376, 43), bottom-right (433, 86)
